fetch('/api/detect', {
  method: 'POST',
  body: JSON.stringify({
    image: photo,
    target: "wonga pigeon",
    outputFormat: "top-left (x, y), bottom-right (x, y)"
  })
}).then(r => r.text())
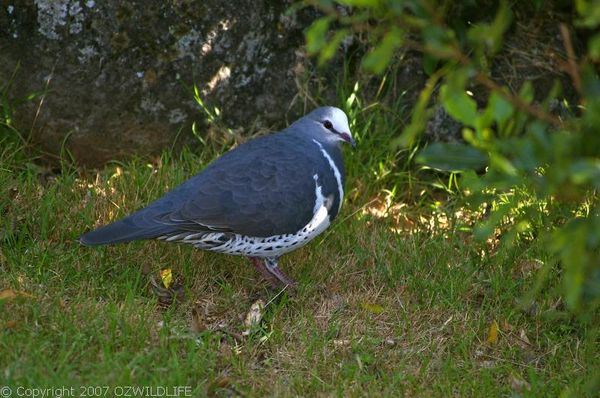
top-left (80, 106), bottom-right (356, 288)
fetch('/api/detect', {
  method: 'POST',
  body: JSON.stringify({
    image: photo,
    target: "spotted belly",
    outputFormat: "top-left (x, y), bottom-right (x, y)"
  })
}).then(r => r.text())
top-left (158, 203), bottom-right (331, 258)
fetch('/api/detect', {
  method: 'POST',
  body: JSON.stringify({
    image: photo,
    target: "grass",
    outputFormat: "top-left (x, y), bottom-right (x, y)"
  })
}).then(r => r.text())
top-left (0, 100), bottom-right (596, 397)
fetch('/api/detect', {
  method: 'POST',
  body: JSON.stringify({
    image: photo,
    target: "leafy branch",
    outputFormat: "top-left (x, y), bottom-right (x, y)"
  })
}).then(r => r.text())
top-left (303, 0), bottom-right (600, 316)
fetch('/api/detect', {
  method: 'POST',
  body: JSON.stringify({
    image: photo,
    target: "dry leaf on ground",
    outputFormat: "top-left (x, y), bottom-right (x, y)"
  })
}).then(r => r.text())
top-left (361, 302), bottom-right (385, 314)
top-left (242, 299), bottom-right (265, 336)
top-left (0, 288), bottom-right (35, 301)
top-left (487, 320), bottom-right (499, 345)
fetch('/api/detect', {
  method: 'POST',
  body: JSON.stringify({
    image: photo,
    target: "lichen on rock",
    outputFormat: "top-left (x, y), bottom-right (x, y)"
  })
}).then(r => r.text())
top-left (0, 0), bottom-right (322, 166)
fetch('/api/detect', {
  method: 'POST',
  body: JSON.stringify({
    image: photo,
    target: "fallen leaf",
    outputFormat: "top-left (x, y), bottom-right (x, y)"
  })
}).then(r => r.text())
top-left (519, 329), bottom-right (531, 345)
top-left (502, 320), bottom-right (514, 332)
top-left (333, 339), bottom-right (352, 348)
top-left (360, 302), bottom-right (385, 314)
top-left (509, 373), bottom-right (531, 392)
top-left (514, 259), bottom-right (543, 278)
top-left (141, 263), bottom-right (152, 275)
top-left (0, 289), bottom-right (17, 300)
top-left (0, 289), bottom-right (35, 300)
top-left (479, 359), bottom-right (498, 368)
top-left (2, 320), bottom-right (17, 330)
top-left (242, 299), bottom-right (265, 336)
top-left (191, 306), bottom-right (206, 333)
top-left (207, 375), bottom-right (232, 397)
top-left (149, 271), bottom-right (184, 307)
top-left (160, 268), bottom-right (173, 289)
top-left (487, 320), bottom-right (499, 345)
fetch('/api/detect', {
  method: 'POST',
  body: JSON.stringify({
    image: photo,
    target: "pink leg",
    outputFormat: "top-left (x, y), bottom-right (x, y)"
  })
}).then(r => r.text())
top-left (250, 257), bottom-right (297, 289)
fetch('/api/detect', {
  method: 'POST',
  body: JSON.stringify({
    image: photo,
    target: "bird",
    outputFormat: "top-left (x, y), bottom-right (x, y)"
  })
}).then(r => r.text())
top-left (80, 106), bottom-right (356, 289)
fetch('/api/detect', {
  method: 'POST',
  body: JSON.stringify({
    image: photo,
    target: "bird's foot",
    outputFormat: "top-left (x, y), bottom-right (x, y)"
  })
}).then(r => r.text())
top-left (250, 257), bottom-right (297, 290)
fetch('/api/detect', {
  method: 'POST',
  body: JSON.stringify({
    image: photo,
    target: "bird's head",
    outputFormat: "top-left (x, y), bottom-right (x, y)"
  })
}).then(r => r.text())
top-left (303, 106), bottom-right (356, 148)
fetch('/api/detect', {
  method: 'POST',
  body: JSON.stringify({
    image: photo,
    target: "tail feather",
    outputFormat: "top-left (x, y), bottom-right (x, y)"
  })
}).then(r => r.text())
top-left (80, 176), bottom-right (203, 246)
top-left (79, 211), bottom-right (175, 246)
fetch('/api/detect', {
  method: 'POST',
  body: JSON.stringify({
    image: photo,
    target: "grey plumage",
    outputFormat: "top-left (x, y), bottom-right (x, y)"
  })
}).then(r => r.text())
top-left (80, 106), bottom-right (356, 287)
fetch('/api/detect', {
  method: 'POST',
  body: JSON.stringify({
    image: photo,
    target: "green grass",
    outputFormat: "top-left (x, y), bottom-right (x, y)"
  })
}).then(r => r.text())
top-left (0, 104), bottom-right (596, 397)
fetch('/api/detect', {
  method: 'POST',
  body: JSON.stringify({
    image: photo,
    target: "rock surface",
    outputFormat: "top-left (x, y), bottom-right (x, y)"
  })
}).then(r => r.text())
top-left (1, 2), bottom-right (578, 164)
top-left (0, 0), bottom-right (318, 166)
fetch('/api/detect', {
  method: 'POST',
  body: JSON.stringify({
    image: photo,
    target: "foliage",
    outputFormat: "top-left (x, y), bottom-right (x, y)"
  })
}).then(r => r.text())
top-left (305, 0), bottom-right (599, 307)
top-left (304, 0), bottom-right (599, 393)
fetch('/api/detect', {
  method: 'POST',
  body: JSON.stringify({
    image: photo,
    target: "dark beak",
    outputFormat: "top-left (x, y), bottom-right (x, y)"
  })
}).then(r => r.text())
top-left (340, 132), bottom-right (356, 148)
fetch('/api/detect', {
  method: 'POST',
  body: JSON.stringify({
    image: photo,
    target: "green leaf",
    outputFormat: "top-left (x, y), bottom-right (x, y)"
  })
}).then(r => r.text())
top-left (581, 64), bottom-right (600, 104)
top-left (440, 81), bottom-right (478, 126)
top-left (394, 66), bottom-right (445, 147)
top-left (361, 27), bottom-right (404, 74)
top-left (518, 81), bottom-right (534, 104)
top-left (569, 159), bottom-right (600, 188)
top-left (422, 25), bottom-right (456, 58)
top-left (467, 1), bottom-right (512, 55)
top-left (478, 91), bottom-right (514, 133)
top-left (489, 91), bottom-right (513, 125)
top-left (417, 142), bottom-right (488, 172)
top-left (473, 203), bottom-right (511, 241)
top-left (575, 0), bottom-right (600, 28)
top-left (589, 32), bottom-right (600, 60)
top-left (345, 82), bottom-right (360, 109)
top-left (552, 221), bottom-right (588, 309)
top-left (318, 29), bottom-right (350, 66)
top-left (489, 152), bottom-right (518, 176)
top-left (422, 53), bottom-right (439, 76)
top-left (306, 17), bottom-right (333, 55)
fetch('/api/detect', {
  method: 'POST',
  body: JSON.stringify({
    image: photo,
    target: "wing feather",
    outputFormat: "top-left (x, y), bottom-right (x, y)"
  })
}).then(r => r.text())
top-left (80, 132), bottom-right (324, 245)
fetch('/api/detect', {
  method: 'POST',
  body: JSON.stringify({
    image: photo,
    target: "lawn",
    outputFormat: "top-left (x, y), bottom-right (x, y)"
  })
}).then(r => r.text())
top-left (0, 107), bottom-right (596, 397)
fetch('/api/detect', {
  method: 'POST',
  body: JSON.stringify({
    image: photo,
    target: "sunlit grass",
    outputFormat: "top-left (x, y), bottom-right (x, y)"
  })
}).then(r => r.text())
top-left (0, 97), bottom-right (596, 396)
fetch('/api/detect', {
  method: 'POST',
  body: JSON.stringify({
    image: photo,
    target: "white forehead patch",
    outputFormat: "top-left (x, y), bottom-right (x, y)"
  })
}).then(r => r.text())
top-left (328, 108), bottom-right (351, 135)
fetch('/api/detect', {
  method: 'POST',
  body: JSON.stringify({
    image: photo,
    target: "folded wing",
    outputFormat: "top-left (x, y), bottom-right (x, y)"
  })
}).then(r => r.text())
top-left (79, 134), bottom-right (319, 245)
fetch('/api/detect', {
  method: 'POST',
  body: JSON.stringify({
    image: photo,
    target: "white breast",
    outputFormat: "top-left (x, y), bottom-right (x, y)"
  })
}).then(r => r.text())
top-left (312, 139), bottom-right (344, 213)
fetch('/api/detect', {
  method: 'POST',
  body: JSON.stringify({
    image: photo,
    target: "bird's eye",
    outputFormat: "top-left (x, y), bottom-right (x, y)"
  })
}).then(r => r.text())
top-left (323, 120), bottom-right (333, 130)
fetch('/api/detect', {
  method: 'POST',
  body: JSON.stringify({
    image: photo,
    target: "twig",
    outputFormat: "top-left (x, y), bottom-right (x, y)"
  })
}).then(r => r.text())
top-left (264, 284), bottom-right (290, 307)
top-left (474, 72), bottom-right (564, 128)
top-left (404, 39), bottom-right (565, 128)
top-left (559, 23), bottom-right (582, 97)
